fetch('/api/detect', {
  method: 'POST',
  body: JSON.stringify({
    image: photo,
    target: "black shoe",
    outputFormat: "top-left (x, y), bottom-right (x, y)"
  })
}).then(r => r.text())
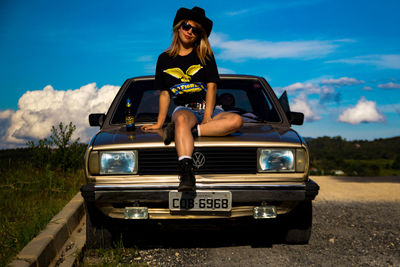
top-left (191, 125), bottom-right (198, 138)
top-left (178, 158), bottom-right (196, 192)
top-left (163, 122), bottom-right (175, 145)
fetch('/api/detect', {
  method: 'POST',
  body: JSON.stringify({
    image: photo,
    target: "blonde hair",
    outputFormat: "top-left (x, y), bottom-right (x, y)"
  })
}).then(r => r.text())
top-left (166, 20), bottom-right (213, 65)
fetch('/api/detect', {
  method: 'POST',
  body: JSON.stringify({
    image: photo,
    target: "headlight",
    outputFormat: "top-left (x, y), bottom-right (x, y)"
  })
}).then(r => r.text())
top-left (99, 151), bottom-right (138, 174)
top-left (258, 148), bottom-right (295, 172)
top-left (257, 148), bottom-right (307, 172)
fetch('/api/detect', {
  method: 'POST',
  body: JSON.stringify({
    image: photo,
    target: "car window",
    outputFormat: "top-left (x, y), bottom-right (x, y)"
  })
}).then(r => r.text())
top-left (111, 78), bottom-right (281, 124)
top-left (135, 90), bottom-right (177, 122)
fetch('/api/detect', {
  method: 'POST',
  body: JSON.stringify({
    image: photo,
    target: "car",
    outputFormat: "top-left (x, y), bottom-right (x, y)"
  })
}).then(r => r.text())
top-left (81, 74), bottom-right (319, 248)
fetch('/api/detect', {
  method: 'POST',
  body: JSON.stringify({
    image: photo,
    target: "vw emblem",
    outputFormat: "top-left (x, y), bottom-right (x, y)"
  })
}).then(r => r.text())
top-left (192, 152), bottom-right (206, 168)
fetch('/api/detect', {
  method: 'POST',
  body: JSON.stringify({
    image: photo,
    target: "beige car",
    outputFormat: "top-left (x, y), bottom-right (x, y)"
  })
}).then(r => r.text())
top-left (81, 75), bottom-right (319, 248)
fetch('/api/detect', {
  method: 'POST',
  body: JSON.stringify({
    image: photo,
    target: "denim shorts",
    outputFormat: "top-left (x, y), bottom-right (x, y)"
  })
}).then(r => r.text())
top-left (173, 105), bottom-right (224, 123)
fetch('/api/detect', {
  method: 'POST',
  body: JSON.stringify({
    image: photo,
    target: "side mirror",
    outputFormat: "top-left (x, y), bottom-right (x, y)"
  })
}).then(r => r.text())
top-left (279, 91), bottom-right (304, 125)
top-left (89, 113), bottom-right (105, 127)
top-left (287, 111), bottom-right (304, 125)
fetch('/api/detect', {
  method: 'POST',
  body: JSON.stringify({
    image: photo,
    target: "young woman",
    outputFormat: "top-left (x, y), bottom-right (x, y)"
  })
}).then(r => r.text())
top-left (141, 7), bottom-right (243, 191)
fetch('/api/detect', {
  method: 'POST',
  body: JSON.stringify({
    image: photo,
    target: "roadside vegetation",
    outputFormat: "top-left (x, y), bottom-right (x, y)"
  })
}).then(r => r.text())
top-left (78, 243), bottom-right (143, 266)
top-left (0, 122), bottom-right (86, 266)
top-left (307, 136), bottom-right (400, 176)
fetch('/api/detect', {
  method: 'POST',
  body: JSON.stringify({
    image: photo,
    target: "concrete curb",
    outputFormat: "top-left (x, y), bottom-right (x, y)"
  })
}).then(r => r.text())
top-left (8, 193), bottom-right (85, 267)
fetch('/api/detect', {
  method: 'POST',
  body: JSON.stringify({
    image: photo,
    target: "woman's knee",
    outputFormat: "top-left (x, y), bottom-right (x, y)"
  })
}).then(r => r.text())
top-left (230, 114), bottom-right (243, 129)
top-left (174, 113), bottom-right (186, 125)
top-left (174, 111), bottom-right (196, 128)
top-left (236, 115), bottom-right (244, 129)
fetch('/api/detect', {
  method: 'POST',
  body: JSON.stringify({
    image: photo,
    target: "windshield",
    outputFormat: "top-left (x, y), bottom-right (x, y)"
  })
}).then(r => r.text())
top-left (111, 78), bottom-right (281, 124)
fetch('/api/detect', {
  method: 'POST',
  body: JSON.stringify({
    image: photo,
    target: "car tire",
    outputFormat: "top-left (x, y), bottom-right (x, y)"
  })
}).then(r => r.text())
top-left (282, 200), bottom-right (312, 244)
top-left (85, 203), bottom-right (113, 249)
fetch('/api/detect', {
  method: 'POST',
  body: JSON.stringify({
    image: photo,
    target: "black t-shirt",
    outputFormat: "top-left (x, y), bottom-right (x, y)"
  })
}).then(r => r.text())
top-left (155, 50), bottom-right (220, 105)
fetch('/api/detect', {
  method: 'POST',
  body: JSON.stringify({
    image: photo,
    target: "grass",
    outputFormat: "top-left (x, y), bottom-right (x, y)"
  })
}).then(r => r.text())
top-left (79, 248), bottom-right (144, 267)
top-left (0, 163), bottom-right (85, 266)
top-left (77, 238), bottom-right (144, 267)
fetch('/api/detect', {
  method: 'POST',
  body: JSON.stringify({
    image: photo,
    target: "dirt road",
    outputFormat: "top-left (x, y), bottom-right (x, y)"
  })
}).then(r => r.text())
top-left (314, 176), bottom-right (400, 202)
top-left (82, 176), bottom-right (400, 266)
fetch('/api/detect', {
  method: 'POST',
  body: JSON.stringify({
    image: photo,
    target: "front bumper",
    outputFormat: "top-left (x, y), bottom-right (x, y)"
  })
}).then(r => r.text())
top-left (81, 179), bottom-right (319, 203)
top-left (81, 180), bottom-right (319, 219)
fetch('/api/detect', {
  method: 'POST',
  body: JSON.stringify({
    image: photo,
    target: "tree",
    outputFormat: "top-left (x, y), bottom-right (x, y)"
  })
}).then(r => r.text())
top-left (27, 122), bottom-right (85, 171)
top-left (50, 122), bottom-right (83, 172)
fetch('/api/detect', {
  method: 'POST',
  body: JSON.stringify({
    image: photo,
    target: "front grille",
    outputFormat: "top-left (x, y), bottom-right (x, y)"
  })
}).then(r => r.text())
top-left (138, 147), bottom-right (257, 175)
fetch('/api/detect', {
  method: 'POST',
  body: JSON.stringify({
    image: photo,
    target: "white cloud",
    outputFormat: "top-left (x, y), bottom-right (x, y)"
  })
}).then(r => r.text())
top-left (327, 54), bottom-right (400, 69)
top-left (210, 33), bottom-right (337, 61)
top-left (0, 109), bottom-right (14, 120)
top-left (226, 9), bottom-right (251, 16)
top-left (281, 82), bottom-right (322, 93)
top-left (279, 81), bottom-right (336, 97)
top-left (0, 110), bottom-right (14, 148)
top-left (321, 77), bottom-right (365, 86)
top-left (290, 94), bottom-right (321, 122)
top-left (338, 97), bottom-right (385, 124)
top-left (218, 67), bottom-right (236, 74)
top-left (278, 76), bottom-right (366, 104)
top-left (363, 86), bottom-right (373, 91)
top-left (1, 83), bottom-right (119, 148)
top-left (378, 82), bottom-right (400, 89)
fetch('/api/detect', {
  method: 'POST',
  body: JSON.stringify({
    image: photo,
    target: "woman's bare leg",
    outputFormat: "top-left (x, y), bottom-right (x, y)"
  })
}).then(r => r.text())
top-left (172, 110), bottom-right (198, 157)
top-left (199, 112), bottom-right (243, 136)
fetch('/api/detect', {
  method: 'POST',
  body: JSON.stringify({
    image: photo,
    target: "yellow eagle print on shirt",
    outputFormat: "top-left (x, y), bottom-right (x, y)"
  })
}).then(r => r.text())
top-left (164, 64), bottom-right (203, 82)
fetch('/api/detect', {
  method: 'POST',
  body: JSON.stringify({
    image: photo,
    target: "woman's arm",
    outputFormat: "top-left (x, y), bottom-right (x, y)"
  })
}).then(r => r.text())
top-left (141, 90), bottom-right (170, 130)
top-left (201, 82), bottom-right (217, 124)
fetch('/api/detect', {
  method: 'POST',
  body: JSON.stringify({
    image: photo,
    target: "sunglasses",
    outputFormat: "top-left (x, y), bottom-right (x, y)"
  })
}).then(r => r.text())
top-left (181, 22), bottom-right (202, 35)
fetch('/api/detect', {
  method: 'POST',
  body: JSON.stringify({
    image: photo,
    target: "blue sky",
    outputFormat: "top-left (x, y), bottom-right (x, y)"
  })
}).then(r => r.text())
top-left (0, 0), bottom-right (399, 147)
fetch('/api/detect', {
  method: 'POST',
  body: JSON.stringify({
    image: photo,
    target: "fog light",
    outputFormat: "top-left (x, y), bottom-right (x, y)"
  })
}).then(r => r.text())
top-left (253, 206), bottom-right (277, 219)
top-left (124, 207), bottom-right (148, 219)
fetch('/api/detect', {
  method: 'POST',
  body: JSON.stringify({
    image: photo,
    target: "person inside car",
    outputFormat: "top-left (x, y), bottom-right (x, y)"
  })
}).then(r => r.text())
top-left (141, 7), bottom-right (243, 191)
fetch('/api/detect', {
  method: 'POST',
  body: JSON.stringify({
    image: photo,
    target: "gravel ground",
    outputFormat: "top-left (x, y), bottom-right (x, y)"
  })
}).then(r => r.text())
top-left (81, 177), bottom-right (400, 266)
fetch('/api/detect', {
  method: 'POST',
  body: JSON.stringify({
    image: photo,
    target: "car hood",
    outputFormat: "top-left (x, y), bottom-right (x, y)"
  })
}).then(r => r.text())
top-left (91, 123), bottom-right (303, 149)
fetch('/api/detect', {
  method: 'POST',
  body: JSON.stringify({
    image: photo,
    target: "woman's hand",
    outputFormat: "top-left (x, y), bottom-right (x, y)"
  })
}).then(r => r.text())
top-left (201, 116), bottom-right (213, 124)
top-left (141, 124), bottom-right (162, 131)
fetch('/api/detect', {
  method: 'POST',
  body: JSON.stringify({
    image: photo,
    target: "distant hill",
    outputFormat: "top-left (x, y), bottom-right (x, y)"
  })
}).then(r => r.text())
top-left (305, 136), bottom-right (400, 176)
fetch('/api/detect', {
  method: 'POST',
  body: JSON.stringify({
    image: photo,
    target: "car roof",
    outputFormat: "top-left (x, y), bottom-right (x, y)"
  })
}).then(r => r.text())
top-left (126, 74), bottom-right (264, 82)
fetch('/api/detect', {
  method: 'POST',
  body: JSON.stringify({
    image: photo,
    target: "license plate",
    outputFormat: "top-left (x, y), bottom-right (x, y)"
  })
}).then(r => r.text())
top-left (169, 191), bottom-right (232, 211)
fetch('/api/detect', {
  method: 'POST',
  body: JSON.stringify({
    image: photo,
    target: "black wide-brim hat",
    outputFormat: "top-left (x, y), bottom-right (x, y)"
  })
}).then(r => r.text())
top-left (173, 7), bottom-right (213, 37)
